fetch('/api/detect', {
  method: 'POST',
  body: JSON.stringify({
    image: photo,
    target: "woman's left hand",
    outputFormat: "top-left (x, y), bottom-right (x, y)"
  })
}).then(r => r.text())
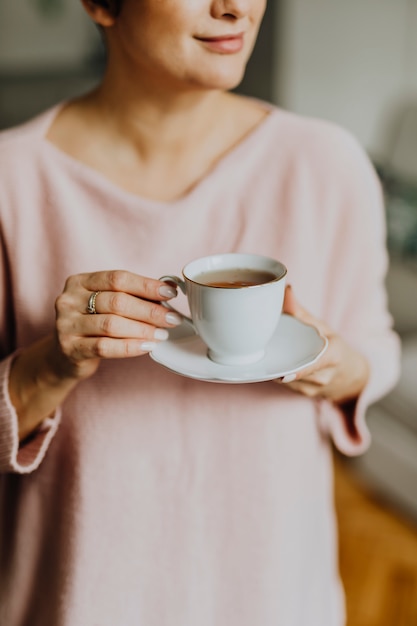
top-left (275, 286), bottom-right (370, 404)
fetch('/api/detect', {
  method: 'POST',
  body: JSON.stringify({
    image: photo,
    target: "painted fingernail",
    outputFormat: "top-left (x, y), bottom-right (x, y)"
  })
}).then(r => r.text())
top-left (281, 374), bottom-right (297, 383)
top-left (159, 285), bottom-right (177, 298)
top-left (165, 312), bottom-right (182, 326)
top-left (154, 328), bottom-right (169, 340)
top-left (140, 341), bottom-right (157, 352)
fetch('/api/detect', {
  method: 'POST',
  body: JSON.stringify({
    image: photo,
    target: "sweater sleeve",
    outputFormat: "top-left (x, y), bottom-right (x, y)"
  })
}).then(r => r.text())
top-left (0, 215), bottom-right (61, 473)
top-left (317, 130), bottom-right (401, 456)
top-left (0, 353), bottom-right (62, 473)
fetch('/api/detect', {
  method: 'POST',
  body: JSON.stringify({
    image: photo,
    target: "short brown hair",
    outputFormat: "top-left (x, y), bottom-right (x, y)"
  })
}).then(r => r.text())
top-left (90, 0), bottom-right (122, 16)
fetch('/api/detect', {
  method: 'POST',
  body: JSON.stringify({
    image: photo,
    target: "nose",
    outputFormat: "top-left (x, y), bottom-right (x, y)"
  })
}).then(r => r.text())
top-left (210, 0), bottom-right (251, 20)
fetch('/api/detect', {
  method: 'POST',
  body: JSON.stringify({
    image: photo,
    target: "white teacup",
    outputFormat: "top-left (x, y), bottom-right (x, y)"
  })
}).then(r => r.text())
top-left (160, 253), bottom-right (287, 366)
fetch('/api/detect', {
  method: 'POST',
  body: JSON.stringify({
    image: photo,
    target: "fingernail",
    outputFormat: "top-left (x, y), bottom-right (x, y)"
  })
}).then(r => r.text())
top-left (140, 341), bottom-right (157, 352)
top-left (159, 285), bottom-right (177, 298)
top-left (282, 374), bottom-right (297, 383)
top-left (165, 312), bottom-right (182, 326)
top-left (154, 328), bottom-right (169, 340)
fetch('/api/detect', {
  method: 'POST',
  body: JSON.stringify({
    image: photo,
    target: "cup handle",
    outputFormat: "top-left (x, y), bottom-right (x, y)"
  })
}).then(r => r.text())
top-left (159, 275), bottom-right (194, 328)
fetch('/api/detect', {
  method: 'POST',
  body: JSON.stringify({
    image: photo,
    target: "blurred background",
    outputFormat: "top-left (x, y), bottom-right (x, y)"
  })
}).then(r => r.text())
top-left (1, 1), bottom-right (417, 623)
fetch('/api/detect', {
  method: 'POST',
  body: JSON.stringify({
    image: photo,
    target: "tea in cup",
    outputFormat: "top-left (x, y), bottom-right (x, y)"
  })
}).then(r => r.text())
top-left (160, 253), bottom-right (287, 366)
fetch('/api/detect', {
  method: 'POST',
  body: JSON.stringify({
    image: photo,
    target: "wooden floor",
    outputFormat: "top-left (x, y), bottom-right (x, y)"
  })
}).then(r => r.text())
top-left (334, 455), bottom-right (417, 626)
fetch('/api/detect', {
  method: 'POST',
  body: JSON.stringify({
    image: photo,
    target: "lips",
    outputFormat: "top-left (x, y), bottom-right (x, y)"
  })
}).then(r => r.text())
top-left (196, 33), bottom-right (245, 54)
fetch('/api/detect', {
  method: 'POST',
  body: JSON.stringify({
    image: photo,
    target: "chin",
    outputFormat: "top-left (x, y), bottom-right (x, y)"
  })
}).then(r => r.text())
top-left (190, 66), bottom-right (248, 92)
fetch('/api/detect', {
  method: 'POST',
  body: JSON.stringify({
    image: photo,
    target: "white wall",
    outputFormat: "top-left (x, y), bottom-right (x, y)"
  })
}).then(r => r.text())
top-left (273, 0), bottom-right (417, 161)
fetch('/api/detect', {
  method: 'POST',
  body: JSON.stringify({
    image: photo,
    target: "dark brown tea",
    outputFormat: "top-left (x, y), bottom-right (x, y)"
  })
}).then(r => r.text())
top-left (195, 268), bottom-right (277, 288)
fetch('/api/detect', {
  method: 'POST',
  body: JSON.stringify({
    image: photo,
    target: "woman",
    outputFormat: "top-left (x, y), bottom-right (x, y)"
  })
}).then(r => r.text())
top-left (0, 0), bottom-right (400, 624)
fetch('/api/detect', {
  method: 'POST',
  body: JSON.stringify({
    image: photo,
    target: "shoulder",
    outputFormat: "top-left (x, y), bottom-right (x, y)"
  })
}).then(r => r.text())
top-left (0, 106), bottom-right (65, 208)
top-left (0, 106), bottom-right (60, 165)
top-left (234, 96), bottom-right (374, 174)
top-left (266, 105), bottom-right (369, 165)
top-left (0, 106), bottom-right (65, 220)
top-left (258, 105), bottom-right (381, 197)
top-left (252, 105), bottom-right (384, 229)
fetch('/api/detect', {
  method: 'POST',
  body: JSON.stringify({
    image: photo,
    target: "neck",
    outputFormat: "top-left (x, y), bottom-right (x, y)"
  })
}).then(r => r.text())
top-left (87, 64), bottom-right (232, 160)
top-left (48, 60), bottom-right (266, 202)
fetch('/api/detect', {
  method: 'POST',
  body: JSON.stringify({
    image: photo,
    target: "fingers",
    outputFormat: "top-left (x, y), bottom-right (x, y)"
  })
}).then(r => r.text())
top-left (274, 332), bottom-right (345, 399)
top-left (277, 289), bottom-right (360, 401)
top-left (67, 336), bottom-right (163, 361)
top-left (75, 311), bottom-right (171, 341)
top-left (283, 284), bottom-right (302, 317)
top-left (275, 374), bottom-right (329, 399)
top-left (274, 324), bottom-right (337, 392)
top-left (283, 285), bottom-right (330, 337)
top-left (279, 379), bottom-right (325, 399)
top-left (80, 270), bottom-right (177, 301)
top-left (54, 270), bottom-right (182, 371)
top-left (284, 333), bottom-right (338, 380)
top-left (83, 290), bottom-right (182, 328)
top-left (57, 272), bottom-right (181, 329)
top-left (281, 365), bottom-right (334, 386)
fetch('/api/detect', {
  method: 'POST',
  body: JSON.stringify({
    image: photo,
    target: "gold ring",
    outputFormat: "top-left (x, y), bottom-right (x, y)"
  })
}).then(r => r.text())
top-left (86, 291), bottom-right (101, 314)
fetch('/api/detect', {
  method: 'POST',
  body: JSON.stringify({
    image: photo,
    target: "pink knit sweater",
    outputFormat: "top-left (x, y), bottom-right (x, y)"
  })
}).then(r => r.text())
top-left (0, 103), bottom-right (400, 626)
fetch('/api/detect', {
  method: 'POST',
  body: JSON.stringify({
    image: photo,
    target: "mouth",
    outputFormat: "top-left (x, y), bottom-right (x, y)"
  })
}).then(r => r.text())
top-left (195, 33), bottom-right (245, 54)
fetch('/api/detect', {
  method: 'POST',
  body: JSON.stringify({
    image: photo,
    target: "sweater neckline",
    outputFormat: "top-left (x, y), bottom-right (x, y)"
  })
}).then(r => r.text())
top-left (39, 99), bottom-right (279, 209)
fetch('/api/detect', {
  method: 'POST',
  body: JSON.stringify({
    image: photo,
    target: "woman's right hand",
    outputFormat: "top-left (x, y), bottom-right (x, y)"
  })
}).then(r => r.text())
top-left (54, 269), bottom-right (181, 381)
top-left (9, 270), bottom-right (181, 440)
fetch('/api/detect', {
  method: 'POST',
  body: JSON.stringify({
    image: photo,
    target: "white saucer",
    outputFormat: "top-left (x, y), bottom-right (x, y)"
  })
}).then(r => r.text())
top-left (150, 314), bottom-right (328, 384)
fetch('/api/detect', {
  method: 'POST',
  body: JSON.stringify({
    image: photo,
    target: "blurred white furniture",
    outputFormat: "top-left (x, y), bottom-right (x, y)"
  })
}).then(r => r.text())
top-left (352, 258), bottom-right (417, 521)
top-left (350, 102), bottom-right (417, 522)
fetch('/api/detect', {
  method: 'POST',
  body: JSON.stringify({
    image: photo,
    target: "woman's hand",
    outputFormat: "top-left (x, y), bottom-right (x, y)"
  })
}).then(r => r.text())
top-left (10, 270), bottom-right (181, 440)
top-left (275, 286), bottom-right (369, 404)
top-left (53, 269), bottom-right (181, 380)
